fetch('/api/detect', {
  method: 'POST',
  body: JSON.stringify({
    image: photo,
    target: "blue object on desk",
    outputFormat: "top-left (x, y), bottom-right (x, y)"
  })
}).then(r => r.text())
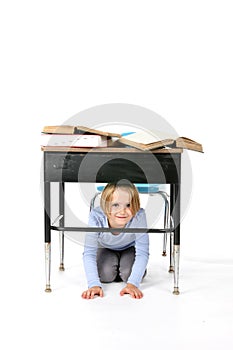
top-left (121, 131), bottom-right (136, 137)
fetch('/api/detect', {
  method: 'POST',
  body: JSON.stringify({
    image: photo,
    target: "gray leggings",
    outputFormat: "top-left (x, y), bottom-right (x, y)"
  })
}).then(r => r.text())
top-left (97, 246), bottom-right (136, 283)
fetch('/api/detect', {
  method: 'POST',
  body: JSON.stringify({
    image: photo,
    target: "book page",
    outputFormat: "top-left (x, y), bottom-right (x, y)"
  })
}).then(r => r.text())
top-left (41, 134), bottom-right (107, 147)
top-left (121, 130), bottom-right (176, 145)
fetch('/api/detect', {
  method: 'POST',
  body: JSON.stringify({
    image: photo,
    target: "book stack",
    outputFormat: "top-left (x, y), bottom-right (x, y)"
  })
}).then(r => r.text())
top-left (41, 125), bottom-right (121, 149)
top-left (41, 125), bottom-right (203, 153)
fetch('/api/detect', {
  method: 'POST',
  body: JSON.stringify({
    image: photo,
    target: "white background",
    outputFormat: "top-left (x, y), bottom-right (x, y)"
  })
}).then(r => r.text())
top-left (1, 1), bottom-right (233, 349)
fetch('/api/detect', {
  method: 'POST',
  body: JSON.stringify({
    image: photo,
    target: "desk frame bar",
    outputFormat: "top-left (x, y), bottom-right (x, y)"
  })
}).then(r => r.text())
top-left (51, 225), bottom-right (174, 233)
top-left (44, 182), bottom-right (51, 243)
top-left (44, 182), bottom-right (52, 292)
top-left (59, 183), bottom-right (65, 271)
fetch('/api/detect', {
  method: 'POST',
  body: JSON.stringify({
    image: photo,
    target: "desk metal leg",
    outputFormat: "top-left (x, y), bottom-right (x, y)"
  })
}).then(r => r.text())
top-left (173, 245), bottom-right (180, 295)
top-left (45, 243), bottom-right (51, 292)
top-left (170, 183), bottom-right (180, 295)
top-left (59, 183), bottom-right (65, 271)
top-left (169, 232), bottom-right (174, 272)
top-left (44, 181), bottom-right (52, 292)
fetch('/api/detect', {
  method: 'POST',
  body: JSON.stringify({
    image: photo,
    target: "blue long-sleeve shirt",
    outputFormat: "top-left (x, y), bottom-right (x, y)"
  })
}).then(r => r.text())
top-left (83, 207), bottom-right (149, 288)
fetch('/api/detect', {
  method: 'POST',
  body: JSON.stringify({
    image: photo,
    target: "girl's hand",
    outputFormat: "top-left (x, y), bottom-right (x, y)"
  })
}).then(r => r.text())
top-left (120, 283), bottom-right (143, 299)
top-left (81, 286), bottom-right (103, 299)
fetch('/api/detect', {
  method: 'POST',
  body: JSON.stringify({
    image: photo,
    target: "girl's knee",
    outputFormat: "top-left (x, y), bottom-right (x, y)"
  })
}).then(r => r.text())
top-left (98, 265), bottom-right (118, 283)
top-left (118, 267), bottom-right (132, 282)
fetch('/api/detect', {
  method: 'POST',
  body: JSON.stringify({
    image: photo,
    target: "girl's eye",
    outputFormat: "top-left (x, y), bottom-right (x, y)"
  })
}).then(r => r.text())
top-left (111, 203), bottom-right (130, 209)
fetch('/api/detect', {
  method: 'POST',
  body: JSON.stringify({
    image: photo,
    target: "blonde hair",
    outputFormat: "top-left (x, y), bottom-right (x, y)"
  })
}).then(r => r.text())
top-left (100, 181), bottom-right (140, 217)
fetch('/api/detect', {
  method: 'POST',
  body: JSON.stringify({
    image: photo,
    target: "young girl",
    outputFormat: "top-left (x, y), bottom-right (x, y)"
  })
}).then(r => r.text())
top-left (81, 181), bottom-right (149, 299)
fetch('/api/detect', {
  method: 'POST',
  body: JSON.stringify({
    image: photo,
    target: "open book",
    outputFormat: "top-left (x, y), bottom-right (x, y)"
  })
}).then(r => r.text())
top-left (42, 125), bottom-right (121, 138)
top-left (118, 131), bottom-right (203, 152)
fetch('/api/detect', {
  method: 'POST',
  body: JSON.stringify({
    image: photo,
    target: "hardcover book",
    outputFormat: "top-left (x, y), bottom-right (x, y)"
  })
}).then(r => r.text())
top-left (118, 131), bottom-right (203, 152)
top-left (42, 125), bottom-right (121, 138)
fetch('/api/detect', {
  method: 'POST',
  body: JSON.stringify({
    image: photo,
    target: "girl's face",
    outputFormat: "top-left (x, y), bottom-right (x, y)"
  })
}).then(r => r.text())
top-left (108, 188), bottom-right (133, 228)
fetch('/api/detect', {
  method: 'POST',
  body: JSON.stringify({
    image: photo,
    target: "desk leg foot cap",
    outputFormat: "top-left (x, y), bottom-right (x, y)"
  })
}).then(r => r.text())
top-left (162, 252), bottom-right (167, 256)
top-left (45, 285), bottom-right (52, 293)
top-left (59, 264), bottom-right (65, 271)
top-left (169, 266), bottom-right (174, 273)
top-left (173, 288), bottom-right (180, 295)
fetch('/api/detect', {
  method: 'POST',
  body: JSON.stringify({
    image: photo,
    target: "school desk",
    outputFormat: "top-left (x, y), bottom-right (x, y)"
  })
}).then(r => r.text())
top-left (42, 145), bottom-right (182, 295)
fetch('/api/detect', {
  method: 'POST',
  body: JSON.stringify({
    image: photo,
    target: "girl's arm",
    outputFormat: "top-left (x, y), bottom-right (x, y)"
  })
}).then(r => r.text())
top-left (126, 209), bottom-right (149, 288)
top-left (82, 210), bottom-right (102, 288)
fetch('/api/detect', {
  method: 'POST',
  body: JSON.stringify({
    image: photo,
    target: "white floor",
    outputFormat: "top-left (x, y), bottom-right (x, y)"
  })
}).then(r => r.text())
top-left (3, 234), bottom-right (232, 350)
top-left (1, 184), bottom-right (233, 350)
